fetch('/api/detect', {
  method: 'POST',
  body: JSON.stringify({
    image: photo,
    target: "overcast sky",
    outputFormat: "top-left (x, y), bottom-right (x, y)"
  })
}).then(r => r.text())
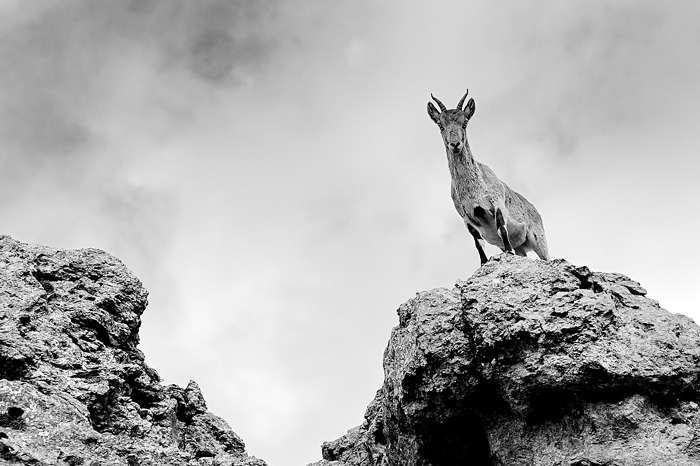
top-left (2, 1), bottom-right (699, 465)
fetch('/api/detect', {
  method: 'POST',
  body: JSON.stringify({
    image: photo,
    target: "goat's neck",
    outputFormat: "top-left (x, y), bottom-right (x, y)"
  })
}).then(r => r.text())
top-left (447, 142), bottom-right (482, 187)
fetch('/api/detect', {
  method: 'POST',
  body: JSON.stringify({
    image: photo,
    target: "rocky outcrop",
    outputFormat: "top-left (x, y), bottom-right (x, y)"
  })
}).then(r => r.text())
top-left (0, 236), bottom-right (266, 466)
top-left (312, 254), bottom-right (700, 466)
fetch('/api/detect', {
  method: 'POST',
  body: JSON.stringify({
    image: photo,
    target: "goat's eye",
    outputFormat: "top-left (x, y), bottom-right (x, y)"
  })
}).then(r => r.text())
top-left (438, 124), bottom-right (444, 131)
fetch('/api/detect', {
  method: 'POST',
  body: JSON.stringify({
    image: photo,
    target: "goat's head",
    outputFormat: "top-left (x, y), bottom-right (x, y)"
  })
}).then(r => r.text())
top-left (427, 91), bottom-right (475, 154)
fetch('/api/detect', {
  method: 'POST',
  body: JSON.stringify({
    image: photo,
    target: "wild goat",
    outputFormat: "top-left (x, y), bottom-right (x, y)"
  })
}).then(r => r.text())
top-left (427, 90), bottom-right (549, 264)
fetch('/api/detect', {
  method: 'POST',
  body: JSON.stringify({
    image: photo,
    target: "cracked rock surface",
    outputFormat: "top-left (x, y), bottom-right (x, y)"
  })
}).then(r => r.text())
top-left (311, 254), bottom-right (700, 466)
top-left (0, 235), bottom-right (266, 466)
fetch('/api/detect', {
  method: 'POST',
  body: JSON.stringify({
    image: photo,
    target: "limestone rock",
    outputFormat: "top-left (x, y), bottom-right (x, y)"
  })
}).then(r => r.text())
top-left (312, 254), bottom-right (700, 466)
top-left (0, 235), bottom-right (266, 466)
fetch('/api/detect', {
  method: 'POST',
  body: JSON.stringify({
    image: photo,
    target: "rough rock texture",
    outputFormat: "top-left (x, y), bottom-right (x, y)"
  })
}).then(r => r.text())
top-left (312, 254), bottom-right (700, 466)
top-left (0, 236), bottom-right (266, 466)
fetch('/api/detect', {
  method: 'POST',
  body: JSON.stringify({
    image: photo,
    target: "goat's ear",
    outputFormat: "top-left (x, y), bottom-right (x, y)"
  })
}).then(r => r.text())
top-left (464, 98), bottom-right (476, 119)
top-left (427, 102), bottom-right (441, 124)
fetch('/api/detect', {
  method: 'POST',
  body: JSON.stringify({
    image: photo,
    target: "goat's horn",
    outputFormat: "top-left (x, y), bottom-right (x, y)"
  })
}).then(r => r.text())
top-left (456, 90), bottom-right (469, 111)
top-left (431, 94), bottom-right (447, 112)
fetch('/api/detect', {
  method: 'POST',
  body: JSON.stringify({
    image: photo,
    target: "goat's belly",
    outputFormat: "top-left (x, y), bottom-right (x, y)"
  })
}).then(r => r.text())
top-left (477, 225), bottom-right (504, 248)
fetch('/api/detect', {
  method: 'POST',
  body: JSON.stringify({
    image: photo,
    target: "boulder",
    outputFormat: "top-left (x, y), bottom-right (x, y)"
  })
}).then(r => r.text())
top-left (0, 235), bottom-right (266, 466)
top-left (313, 254), bottom-right (700, 466)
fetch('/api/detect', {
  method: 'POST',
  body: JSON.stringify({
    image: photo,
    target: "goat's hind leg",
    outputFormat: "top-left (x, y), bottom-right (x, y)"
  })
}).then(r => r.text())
top-left (530, 233), bottom-right (550, 261)
top-left (467, 223), bottom-right (489, 265)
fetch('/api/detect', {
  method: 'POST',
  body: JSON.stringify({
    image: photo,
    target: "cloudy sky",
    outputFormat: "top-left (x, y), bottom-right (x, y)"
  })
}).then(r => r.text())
top-left (1, 1), bottom-right (699, 465)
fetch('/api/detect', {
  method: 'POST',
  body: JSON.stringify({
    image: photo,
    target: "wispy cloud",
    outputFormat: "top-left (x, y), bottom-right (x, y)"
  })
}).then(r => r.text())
top-left (485, 2), bottom-right (700, 158)
top-left (0, 0), bottom-right (283, 158)
top-left (0, 0), bottom-right (295, 256)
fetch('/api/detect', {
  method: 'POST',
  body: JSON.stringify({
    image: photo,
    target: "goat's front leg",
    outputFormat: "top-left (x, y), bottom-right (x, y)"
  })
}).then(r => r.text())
top-left (467, 223), bottom-right (489, 265)
top-left (495, 208), bottom-right (514, 254)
